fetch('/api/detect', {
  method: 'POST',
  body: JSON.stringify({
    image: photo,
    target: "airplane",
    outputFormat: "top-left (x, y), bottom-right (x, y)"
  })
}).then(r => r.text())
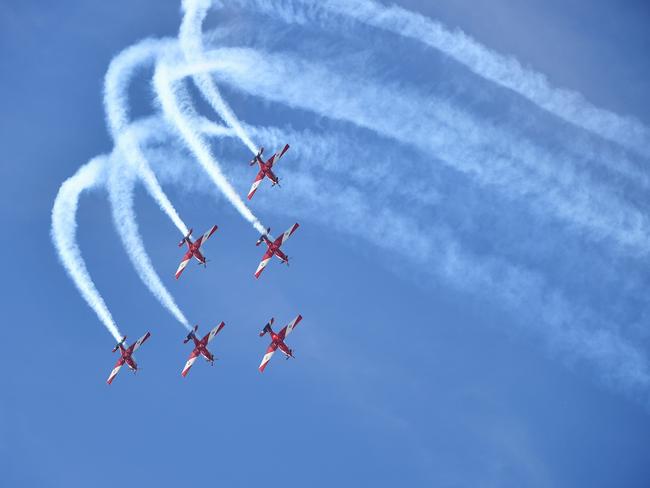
top-left (254, 223), bottom-right (299, 278)
top-left (258, 315), bottom-right (303, 372)
top-left (181, 322), bottom-right (225, 377)
top-left (175, 225), bottom-right (218, 279)
top-left (106, 332), bottom-right (152, 385)
top-left (247, 144), bottom-right (290, 199)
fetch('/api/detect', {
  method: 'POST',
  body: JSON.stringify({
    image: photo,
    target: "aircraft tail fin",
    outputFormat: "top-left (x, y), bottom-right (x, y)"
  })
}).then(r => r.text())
top-left (178, 228), bottom-right (193, 247)
top-left (256, 228), bottom-right (271, 246)
top-left (112, 336), bottom-right (126, 353)
top-left (259, 319), bottom-right (274, 337)
top-left (250, 147), bottom-right (264, 165)
top-left (184, 325), bottom-right (198, 343)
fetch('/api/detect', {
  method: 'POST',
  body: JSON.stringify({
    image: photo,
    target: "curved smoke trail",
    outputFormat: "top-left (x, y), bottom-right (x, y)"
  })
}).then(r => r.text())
top-left (104, 38), bottom-right (189, 236)
top-left (104, 41), bottom-right (195, 329)
top-left (153, 54), bottom-right (267, 235)
top-left (50, 0), bottom-right (650, 401)
top-left (180, 0), bottom-right (258, 154)
top-left (51, 157), bottom-right (123, 342)
top-left (232, 0), bottom-right (650, 158)
top-left (108, 118), bottom-right (192, 330)
top-left (174, 46), bottom-right (650, 257)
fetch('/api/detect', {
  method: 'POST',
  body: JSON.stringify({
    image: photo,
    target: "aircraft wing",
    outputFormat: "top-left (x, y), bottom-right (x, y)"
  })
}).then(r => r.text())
top-left (278, 315), bottom-right (303, 341)
top-left (175, 251), bottom-right (193, 279)
top-left (267, 144), bottom-right (290, 167)
top-left (273, 223), bottom-right (300, 247)
top-left (130, 331), bottom-right (151, 353)
top-left (194, 225), bottom-right (218, 249)
top-left (254, 248), bottom-right (275, 279)
top-left (206, 321), bottom-right (225, 344)
top-left (181, 349), bottom-right (200, 377)
top-left (258, 343), bottom-right (278, 372)
top-left (106, 357), bottom-right (125, 385)
top-left (247, 170), bottom-right (265, 200)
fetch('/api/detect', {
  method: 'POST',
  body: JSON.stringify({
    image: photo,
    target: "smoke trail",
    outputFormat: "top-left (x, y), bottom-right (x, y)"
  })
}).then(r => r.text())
top-left (108, 118), bottom-right (192, 330)
top-left (153, 54), bottom-right (267, 235)
top-left (51, 157), bottom-right (123, 342)
top-left (176, 46), bottom-right (650, 257)
top-left (104, 38), bottom-right (190, 236)
top-left (232, 0), bottom-right (650, 158)
top-left (104, 41), bottom-right (194, 329)
top-left (180, 0), bottom-right (258, 154)
top-left (163, 118), bottom-right (650, 398)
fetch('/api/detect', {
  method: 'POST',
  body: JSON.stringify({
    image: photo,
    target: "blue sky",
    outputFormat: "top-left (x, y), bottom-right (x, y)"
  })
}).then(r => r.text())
top-left (2, 1), bottom-right (650, 487)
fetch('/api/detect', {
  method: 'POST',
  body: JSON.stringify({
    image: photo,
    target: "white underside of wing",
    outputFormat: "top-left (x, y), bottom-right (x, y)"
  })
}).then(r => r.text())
top-left (279, 223), bottom-right (299, 246)
top-left (107, 364), bottom-right (123, 384)
top-left (175, 257), bottom-right (191, 278)
top-left (132, 332), bottom-right (150, 352)
top-left (181, 356), bottom-right (198, 377)
top-left (284, 315), bottom-right (302, 339)
top-left (248, 178), bottom-right (263, 199)
top-left (259, 350), bottom-right (275, 372)
top-left (254, 256), bottom-right (271, 277)
top-left (207, 323), bottom-right (223, 343)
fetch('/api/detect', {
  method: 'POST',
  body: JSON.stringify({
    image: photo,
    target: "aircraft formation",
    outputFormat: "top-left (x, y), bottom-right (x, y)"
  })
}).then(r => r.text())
top-left (107, 145), bottom-right (305, 384)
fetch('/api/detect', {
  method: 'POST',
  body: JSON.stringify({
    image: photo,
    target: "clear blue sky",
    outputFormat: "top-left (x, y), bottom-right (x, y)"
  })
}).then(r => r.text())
top-left (2, 1), bottom-right (650, 487)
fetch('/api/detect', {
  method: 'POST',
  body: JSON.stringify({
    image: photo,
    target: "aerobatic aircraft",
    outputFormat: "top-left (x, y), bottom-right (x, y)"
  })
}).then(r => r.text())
top-left (175, 225), bottom-right (218, 279)
top-left (247, 144), bottom-right (290, 199)
top-left (258, 315), bottom-right (303, 372)
top-left (181, 322), bottom-right (225, 377)
top-left (106, 332), bottom-right (152, 385)
top-left (254, 223), bottom-right (299, 278)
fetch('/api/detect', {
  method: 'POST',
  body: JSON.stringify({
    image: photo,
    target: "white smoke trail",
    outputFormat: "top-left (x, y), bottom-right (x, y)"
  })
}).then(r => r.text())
top-left (153, 54), bottom-right (267, 235)
top-left (176, 46), bottom-right (650, 256)
top-left (49, 0), bottom-right (650, 401)
top-left (104, 41), bottom-right (194, 330)
top-left (108, 118), bottom-right (192, 330)
top-left (51, 157), bottom-right (123, 342)
top-left (180, 0), bottom-right (258, 154)
top-left (232, 0), bottom-right (650, 158)
top-left (104, 38), bottom-right (190, 236)
top-left (158, 117), bottom-right (650, 397)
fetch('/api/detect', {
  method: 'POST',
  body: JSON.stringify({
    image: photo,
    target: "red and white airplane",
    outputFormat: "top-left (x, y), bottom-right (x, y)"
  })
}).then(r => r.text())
top-left (175, 225), bottom-right (218, 279)
top-left (254, 223), bottom-right (299, 279)
top-left (247, 144), bottom-right (290, 200)
top-left (181, 322), bottom-right (225, 377)
top-left (258, 315), bottom-right (303, 372)
top-left (106, 332), bottom-right (152, 385)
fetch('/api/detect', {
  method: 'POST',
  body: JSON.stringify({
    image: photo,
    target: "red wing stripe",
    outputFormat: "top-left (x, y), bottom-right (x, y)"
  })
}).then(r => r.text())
top-left (131, 331), bottom-right (151, 352)
top-left (283, 314), bottom-right (302, 339)
top-left (259, 343), bottom-right (278, 372)
top-left (106, 361), bottom-right (124, 385)
top-left (197, 225), bottom-right (218, 248)
top-left (175, 255), bottom-right (192, 279)
top-left (247, 171), bottom-right (265, 200)
top-left (254, 254), bottom-right (273, 279)
top-left (207, 321), bottom-right (225, 343)
top-left (276, 223), bottom-right (299, 246)
top-left (181, 351), bottom-right (200, 377)
top-left (276, 144), bottom-right (290, 160)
